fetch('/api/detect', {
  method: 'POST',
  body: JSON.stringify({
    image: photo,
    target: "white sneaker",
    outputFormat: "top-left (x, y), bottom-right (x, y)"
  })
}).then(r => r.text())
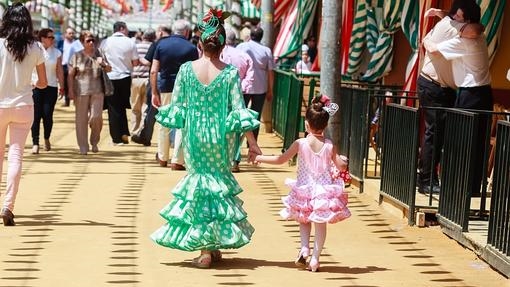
top-left (32, 145), bottom-right (39, 154)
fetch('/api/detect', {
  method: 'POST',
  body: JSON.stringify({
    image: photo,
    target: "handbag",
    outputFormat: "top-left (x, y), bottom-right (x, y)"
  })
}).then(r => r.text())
top-left (98, 48), bottom-right (114, 97)
top-left (101, 69), bottom-right (114, 97)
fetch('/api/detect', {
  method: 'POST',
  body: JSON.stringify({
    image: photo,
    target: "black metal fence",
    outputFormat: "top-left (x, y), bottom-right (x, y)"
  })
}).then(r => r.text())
top-left (437, 109), bottom-right (481, 233)
top-left (380, 104), bottom-right (420, 225)
top-left (272, 69), bottom-right (303, 152)
top-left (487, 121), bottom-right (510, 260)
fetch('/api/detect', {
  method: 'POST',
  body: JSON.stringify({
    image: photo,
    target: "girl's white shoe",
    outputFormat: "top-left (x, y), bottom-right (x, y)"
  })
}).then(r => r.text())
top-left (295, 247), bottom-right (310, 267)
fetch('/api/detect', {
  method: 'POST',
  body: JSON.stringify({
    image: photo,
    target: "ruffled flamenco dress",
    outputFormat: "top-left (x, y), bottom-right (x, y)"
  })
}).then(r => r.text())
top-left (151, 63), bottom-right (260, 251)
top-left (280, 137), bottom-right (351, 224)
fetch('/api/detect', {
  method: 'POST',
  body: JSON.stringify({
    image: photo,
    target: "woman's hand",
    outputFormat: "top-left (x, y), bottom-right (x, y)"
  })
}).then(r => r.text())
top-left (97, 57), bottom-right (112, 72)
top-left (247, 144), bottom-right (262, 164)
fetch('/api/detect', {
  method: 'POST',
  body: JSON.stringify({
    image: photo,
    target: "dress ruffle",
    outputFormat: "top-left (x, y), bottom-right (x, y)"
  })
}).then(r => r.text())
top-left (225, 109), bottom-right (260, 133)
top-left (280, 178), bottom-right (351, 224)
top-left (156, 104), bottom-right (186, 129)
top-left (151, 173), bottom-right (254, 251)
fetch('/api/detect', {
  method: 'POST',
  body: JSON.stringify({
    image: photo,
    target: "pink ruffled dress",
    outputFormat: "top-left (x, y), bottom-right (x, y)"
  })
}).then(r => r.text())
top-left (280, 137), bottom-right (351, 224)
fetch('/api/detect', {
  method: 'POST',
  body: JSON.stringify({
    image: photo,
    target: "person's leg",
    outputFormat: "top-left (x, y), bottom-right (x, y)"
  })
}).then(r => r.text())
top-left (247, 93), bottom-right (266, 140)
top-left (170, 129), bottom-right (184, 166)
top-left (295, 222), bottom-right (311, 266)
top-left (108, 77), bottom-right (131, 144)
top-left (129, 78), bottom-right (145, 135)
top-left (4, 106), bottom-right (33, 212)
top-left (141, 83), bottom-right (156, 144)
top-left (132, 82), bottom-right (154, 146)
top-left (157, 92), bottom-right (172, 163)
top-left (417, 77), bottom-right (445, 190)
top-left (118, 77), bottom-right (132, 139)
top-left (309, 222), bottom-right (327, 272)
top-left (0, 109), bottom-right (9, 192)
top-left (42, 87), bottom-right (58, 150)
top-left (89, 93), bottom-right (104, 151)
top-left (31, 88), bottom-right (43, 147)
top-left (63, 65), bottom-right (70, 106)
top-left (456, 86), bottom-right (494, 196)
top-left (74, 95), bottom-right (90, 154)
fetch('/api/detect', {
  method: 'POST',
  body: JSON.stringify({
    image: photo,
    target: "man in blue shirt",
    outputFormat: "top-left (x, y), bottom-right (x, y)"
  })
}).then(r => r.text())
top-left (150, 19), bottom-right (198, 169)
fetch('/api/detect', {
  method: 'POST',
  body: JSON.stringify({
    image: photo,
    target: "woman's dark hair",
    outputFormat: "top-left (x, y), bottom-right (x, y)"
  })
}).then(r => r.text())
top-left (38, 28), bottom-right (53, 41)
top-left (305, 96), bottom-right (329, 131)
top-left (201, 24), bottom-right (226, 56)
top-left (0, 2), bottom-right (36, 62)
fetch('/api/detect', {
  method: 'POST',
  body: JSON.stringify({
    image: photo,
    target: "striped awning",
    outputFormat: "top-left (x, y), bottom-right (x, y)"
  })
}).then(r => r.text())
top-left (242, 0), bottom-right (261, 19)
top-left (273, 0), bottom-right (318, 59)
top-left (478, 0), bottom-right (506, 63)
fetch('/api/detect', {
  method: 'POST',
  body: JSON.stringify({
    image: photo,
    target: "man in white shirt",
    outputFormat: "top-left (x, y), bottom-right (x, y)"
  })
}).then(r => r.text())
top-left (416, 0), bottom-right (479, 194)
top-left (102, 21), bottom-right (140, 145)
top-left (424, 2), bottom-right (491, 197)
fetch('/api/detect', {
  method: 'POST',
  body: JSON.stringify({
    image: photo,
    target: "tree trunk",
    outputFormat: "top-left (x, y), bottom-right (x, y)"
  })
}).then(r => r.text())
top-left (321, 0), bottom-right (342, 148)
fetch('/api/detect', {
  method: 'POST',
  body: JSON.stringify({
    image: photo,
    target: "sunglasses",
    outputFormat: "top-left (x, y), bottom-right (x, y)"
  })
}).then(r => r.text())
top-left (85, 39), bottom-right (95, 43)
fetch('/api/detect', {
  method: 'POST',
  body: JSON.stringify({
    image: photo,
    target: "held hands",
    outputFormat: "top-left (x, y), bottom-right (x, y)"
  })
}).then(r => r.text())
top-left (247, 144), bottom-right (262, 164)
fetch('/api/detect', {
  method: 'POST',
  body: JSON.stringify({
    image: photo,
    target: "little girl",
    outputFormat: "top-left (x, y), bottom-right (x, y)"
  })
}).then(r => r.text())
top-left (255, 94), bottom-right (351, 272)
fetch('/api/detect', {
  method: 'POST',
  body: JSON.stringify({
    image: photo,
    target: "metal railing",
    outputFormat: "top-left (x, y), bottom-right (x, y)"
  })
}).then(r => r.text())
top-left (380, 104), bottom-right (420, 225)
top-left (437, 109), bottom-right (480, 233)
top-left (272, 69), bottom-right (304, 152)
top-left (487, 121), bottom-right (510, 258)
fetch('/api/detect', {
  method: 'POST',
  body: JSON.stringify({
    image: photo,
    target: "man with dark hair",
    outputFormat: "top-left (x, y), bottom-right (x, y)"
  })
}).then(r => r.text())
top-left (424, 1), bottom-right (490, 197)
top-left (236, 27), bottom-right (274, 140)
top-left (417, 0), bottom-right (481, 194)
top-left (102, 21), bottom-right (140, 145)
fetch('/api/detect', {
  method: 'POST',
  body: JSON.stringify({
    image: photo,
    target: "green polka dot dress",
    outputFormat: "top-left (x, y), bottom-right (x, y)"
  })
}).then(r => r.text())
top-left (150, 62), bottom-right (259, 251)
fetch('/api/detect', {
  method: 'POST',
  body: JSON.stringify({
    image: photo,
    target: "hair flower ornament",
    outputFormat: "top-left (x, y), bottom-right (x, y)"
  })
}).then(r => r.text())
top-left (315, 94), bottom-right (338, 116)
top-left (202, 8), bottom-right (229, 23)
top-left (198, 8), bottom-right (231, 45)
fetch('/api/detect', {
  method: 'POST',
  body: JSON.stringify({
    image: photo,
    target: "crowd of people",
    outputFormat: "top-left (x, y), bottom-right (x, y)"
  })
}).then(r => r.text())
top-left (0, 2), bottom-right (351, 274)
top-left (2, 0), bottom-right (494, 275)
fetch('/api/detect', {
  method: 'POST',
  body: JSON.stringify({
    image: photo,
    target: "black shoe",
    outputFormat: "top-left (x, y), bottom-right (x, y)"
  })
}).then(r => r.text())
top-left (1, 208), bottom-right (15, 226)
top-left (418, 184), bottom-right (440, 194)
top-left (131, 134), bottom-right (151, 146)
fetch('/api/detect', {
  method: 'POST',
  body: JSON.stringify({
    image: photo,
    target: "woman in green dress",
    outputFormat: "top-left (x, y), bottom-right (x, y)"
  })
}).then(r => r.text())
top-left (150, 9), bottom-right (262, 268)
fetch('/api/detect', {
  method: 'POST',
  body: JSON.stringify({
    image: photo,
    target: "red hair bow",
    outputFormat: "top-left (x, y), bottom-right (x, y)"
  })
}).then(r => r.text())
top-left (320, 94), bottom-right (331, 106)
top-left (202, 8), bottom-right (223, 23)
